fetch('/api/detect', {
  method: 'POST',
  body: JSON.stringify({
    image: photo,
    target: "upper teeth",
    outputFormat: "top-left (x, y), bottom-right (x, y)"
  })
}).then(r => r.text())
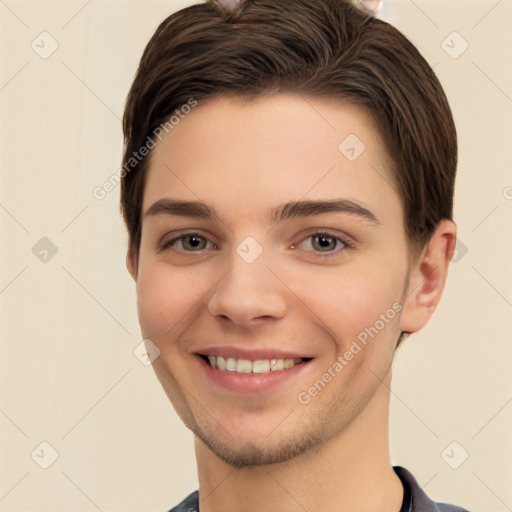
top-left (206, 356), bottom-right (303, 374)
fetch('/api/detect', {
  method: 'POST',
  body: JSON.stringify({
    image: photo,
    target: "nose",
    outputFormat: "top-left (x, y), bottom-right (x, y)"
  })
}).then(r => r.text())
top-left (207, 254), bottom-right (287, 328)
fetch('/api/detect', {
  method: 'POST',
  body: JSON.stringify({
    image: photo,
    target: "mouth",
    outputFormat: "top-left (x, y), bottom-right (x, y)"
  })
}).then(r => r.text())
top-left (199, 354), bottom-right (311, 374)
top-left (195, 350), bottom-right (314, 393)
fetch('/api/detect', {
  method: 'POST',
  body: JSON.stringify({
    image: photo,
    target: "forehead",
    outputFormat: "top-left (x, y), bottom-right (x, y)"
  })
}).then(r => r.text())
top-left (142, 94), bottom-right (400, 223)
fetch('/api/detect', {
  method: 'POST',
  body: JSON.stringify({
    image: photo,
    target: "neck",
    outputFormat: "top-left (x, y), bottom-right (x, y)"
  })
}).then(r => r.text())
top-left (195, 373), bottom-right (404, 512)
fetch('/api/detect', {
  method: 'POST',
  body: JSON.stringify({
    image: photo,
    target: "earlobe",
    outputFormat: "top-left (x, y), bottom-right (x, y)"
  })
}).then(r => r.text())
top-left (126, 248), bottom-right (138, 280)
top-left (399, 220), bottom-right (457, 334)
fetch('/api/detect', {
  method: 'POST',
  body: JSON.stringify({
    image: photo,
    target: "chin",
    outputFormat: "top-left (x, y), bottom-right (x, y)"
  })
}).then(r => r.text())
top-left (190, 419), bottom-right (325, 468)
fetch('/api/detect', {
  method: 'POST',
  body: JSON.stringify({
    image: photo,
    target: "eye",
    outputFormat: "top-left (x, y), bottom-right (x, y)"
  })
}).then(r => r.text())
top-left (309, 234), bottom-right (339, 252)
top-left (160, 231), bottom-right (216, 252)
top-left (293, 232), bottom-right (352, 257)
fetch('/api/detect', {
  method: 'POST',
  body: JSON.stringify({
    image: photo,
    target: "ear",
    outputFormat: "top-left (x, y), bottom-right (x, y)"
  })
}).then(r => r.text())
top-left (399, 220), bottom-right (457, 334)
top-left (126, 246), bottom-right (138, 280)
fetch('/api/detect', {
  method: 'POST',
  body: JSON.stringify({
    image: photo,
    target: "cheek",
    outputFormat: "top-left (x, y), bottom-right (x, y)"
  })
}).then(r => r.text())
top-left (286, 258), bottom-right (404, 349)
top-left (135, 260), bottom-right (202, 340)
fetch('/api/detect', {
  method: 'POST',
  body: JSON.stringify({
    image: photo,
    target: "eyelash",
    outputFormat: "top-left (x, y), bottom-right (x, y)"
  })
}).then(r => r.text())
top-left (159, 230), bottom-right (216, 253)
top-left (294, 232), bottom-right (353, 258)
top-left (159, 230), bottom-right (353, 258)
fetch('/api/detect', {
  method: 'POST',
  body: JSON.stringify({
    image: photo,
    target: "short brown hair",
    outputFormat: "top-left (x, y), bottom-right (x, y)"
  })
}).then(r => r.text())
top-left (121, 0), bottom-right (457, 257)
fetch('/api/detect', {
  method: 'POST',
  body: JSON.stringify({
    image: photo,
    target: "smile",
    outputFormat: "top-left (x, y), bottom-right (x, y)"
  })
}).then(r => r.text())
top-left (203, 355), bottom-right (307, 374)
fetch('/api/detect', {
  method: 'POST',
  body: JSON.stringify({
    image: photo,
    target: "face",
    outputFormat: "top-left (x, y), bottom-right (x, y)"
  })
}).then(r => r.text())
top-left (132, 95), bottom-right (412, 467)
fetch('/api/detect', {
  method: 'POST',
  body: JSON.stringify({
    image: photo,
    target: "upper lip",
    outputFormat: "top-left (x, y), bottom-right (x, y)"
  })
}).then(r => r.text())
top-left (196, 346), bottom-right (313, 360)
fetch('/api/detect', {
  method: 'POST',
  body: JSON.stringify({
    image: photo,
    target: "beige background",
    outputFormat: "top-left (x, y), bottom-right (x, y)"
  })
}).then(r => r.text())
top-left (0, 0), bottom-right (511, 510)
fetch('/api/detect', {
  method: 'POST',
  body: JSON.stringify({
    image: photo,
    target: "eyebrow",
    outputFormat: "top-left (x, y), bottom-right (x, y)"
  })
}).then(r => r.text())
top-left (142, 198), bottom-right (380, 225)
top-left (143, 198), bottom-right (217, 221)
top-left (271, 199), bottom-right (380, 225)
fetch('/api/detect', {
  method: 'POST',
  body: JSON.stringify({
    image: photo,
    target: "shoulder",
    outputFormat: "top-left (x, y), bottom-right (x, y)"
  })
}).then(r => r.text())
top-left (166, 490), bottom-right (199, 512)
top-left (394, 466), bottom-right (471, 512)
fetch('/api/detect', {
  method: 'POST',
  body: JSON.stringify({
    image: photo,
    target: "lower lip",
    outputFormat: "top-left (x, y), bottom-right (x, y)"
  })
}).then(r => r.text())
top-left (197, 356), bottom-right (312, 394)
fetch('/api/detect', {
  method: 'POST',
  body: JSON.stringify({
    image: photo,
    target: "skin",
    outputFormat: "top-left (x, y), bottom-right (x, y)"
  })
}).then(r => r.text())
top-left (127, 95), bottom-right (456, 512)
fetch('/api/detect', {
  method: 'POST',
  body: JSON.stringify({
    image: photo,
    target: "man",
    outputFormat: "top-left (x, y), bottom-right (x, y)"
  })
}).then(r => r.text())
top-left (121, 1), bottom-right (470, 510)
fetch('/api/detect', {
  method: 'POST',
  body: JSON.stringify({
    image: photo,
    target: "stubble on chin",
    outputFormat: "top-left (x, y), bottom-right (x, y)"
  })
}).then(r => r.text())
top-left (188, 410), bottom-right (331, 469)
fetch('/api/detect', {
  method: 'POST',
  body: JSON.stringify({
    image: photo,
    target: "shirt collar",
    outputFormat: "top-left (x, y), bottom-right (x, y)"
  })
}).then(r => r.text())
top-left (394, 465), bottom-right (435, 512)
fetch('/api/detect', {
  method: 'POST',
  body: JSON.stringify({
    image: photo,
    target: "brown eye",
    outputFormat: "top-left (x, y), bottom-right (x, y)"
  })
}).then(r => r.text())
top-left (181, 235), bottom-right (207, 251)
top-left (292, 231), bottom-right (351, 259)
top-left (311, 234), bottom-right (338, 252)
top-left (160, 232), bottom-right (214, 252)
